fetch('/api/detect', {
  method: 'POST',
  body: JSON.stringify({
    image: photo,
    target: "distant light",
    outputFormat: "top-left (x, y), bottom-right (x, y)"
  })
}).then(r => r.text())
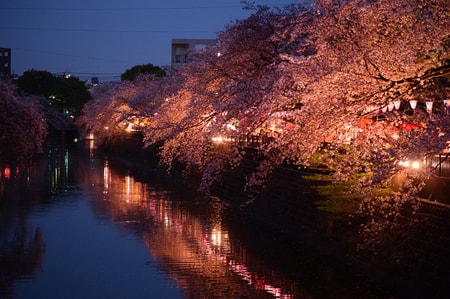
top-left (212, 136), bottom-right (235, 144)
top-left (212, 136), bottom-right (224, 143)
top-left (226, 124), bottom-right (236, 131)
top-left (399, 160), bottom-right (409, 167)
top-left (399, 159), bottom-right (421, 169)
top-left (217, 52), bottom-right (222, 57)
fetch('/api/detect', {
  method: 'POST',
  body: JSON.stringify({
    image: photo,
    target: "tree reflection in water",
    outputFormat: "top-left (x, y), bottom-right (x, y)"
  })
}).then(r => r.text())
top-left (0, 224), bottom-right (45, 298)
top-left (1, 161), bottom-right (47, 298)
top-left (88, 159), bottom-right (303, 298)
top-left (1, 145), bottom-right (355, 298)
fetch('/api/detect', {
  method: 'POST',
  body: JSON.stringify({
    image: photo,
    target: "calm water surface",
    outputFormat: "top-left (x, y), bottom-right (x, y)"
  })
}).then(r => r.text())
top-left (1, 145), bottom-right (305, 299)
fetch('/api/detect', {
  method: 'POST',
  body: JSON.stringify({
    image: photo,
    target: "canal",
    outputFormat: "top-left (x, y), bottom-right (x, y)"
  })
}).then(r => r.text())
top-left (1, 143), bottom-right (413, 298)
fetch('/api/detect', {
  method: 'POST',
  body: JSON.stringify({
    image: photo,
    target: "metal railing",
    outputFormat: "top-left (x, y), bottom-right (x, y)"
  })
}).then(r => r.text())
top-left (425, 153), bottom-right (450, 177)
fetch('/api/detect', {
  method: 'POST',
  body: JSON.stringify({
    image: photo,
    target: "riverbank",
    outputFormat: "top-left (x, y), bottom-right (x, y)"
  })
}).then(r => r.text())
top-left (89, 136), bottom-right (450, 298)
top-left (219, 165), bottom-right (450, 298)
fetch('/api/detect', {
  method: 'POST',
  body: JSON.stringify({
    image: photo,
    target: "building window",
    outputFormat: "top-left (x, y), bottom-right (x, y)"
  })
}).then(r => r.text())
top-left (175, 55), bottom-right (187, 63)
top-left (194, 44), bottom-right (206, 51)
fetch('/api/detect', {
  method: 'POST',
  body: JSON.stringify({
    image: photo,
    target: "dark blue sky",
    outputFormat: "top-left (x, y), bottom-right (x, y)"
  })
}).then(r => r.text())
top-left (1, 0), bottom-right (295, 81)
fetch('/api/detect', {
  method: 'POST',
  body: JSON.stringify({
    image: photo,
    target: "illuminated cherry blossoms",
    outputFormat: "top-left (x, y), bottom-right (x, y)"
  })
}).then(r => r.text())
top-left (79, 0), bottom-right (450, 213)
top-left (0, 78), bottom-right (47, 165)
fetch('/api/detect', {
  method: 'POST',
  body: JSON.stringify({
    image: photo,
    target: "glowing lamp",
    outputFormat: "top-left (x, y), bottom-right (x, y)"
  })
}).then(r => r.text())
top-left (411, 161), bottom-right (420, 169)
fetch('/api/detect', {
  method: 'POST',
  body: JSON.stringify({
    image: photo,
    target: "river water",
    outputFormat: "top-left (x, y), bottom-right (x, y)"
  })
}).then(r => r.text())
top-left (2, 142), bottom-right (397, 299)
top-left (1, 143), bottom-right (310, 299)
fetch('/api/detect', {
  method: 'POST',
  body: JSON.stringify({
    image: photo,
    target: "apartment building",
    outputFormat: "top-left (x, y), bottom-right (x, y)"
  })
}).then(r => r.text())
top-left (0, 48), bottom-right (11, 77)
top-left (171, 39), bottom-right (216, 67)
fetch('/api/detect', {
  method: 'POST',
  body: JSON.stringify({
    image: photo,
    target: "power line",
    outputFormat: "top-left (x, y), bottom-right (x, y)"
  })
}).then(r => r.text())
top-left (13, 47), bottom-right (131, 64)
top-left (1, 26), bottom-right (217, 34)
top-left (57, 72), bottom-right (122, 76)
top-left (53, 71), bottom-right (122, 81)
top-left (0, 6), bottom-right (244, 12)
top-left (11, 48), bottom-right (163, 80)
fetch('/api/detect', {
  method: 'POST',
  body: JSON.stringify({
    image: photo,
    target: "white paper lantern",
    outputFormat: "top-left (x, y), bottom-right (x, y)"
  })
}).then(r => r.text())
top-left (426, 101), bottom-right (433, 113)
top-left (388, 102), bottom-right (395, 111)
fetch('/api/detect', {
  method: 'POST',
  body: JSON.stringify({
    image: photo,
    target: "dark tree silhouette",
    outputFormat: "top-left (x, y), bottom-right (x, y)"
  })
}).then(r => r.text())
top-left (17, 70), bottom-right (91, 113)
top-left (121, 63), bottom-right (166, 81)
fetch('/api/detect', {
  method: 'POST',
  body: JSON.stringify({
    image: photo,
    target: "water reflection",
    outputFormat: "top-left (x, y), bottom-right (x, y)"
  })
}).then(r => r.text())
top-left (3, 143), bottom-right (435, 298)
top-left (0, 217), bottom-right (45, 298)
top-left (2, 145), bottom-right (306, 298)
top-left (88, 160), bottom-right (303, 298)
top-left (0, 149), bottom-right (64, 298)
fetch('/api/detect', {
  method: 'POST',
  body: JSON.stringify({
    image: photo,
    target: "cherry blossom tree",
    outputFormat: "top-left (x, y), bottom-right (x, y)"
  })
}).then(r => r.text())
top-left (136, 0), bottom-right (449, 247)
top-left (77, 74), bottom-right (168, 143)
top-left (142, 0), bottom-right (449, 192)
top-left (141, 4), bottom-right (304, 188)
top-left (0, 78), bottom-right (47, 165)
top-left (78, 0), bottom-right (449, 246)
top-left (271, 0), bottom-right (450, 245)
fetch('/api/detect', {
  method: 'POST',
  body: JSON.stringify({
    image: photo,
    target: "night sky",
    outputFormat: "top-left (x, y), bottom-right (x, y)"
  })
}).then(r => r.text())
top-left (1, 0), bottom-right (296, 81)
